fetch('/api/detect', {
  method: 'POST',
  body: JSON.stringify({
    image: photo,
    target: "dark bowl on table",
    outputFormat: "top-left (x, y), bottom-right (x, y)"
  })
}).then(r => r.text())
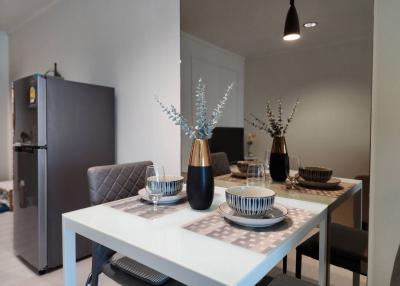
top-left (237, 161), bottom-right (252, 173)
top-left (298, 166), bottom-right (333, 182)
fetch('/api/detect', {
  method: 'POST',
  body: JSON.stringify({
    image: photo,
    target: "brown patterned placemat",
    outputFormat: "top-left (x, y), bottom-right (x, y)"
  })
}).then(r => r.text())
top-left (105, 195), bottom-right (188, 219)
top-left (183, 207), bottom-right (316, 254)
top-left (215, 174), bottom-right (246, 184)
top-left (215, 174), bottom-right (355, 199)
top-left (274, 182), bottom-right (355, 198)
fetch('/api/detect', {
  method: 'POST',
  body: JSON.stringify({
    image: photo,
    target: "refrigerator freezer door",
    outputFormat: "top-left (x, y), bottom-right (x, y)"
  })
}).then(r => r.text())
top-left (13, 75), bottom-right (46, 146)
top-left (13, 146), bottom-right (47, 271)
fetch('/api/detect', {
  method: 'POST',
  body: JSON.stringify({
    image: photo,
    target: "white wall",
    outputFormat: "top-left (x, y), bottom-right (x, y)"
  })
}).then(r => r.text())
top-left (180, 33), bottom-right (244, 171)
top-left (245, 38), bottom-right (372, 179)
top-left (9, 0), bottom-right (181, 174)
top-left (368, 0), bottom-right (400, 284)
top-left (0, 31), bottom-right (10, 180)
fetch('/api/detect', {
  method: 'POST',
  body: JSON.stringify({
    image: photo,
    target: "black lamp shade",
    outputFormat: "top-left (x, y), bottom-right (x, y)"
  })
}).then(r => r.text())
top-left (283, 0), bottom-right (300, 41)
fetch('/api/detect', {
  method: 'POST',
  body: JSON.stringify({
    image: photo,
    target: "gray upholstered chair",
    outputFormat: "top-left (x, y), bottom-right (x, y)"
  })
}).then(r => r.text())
top-left (85, 161), bottom-right (184, 286)
top-left (210, 152), bottom-right (231, 177)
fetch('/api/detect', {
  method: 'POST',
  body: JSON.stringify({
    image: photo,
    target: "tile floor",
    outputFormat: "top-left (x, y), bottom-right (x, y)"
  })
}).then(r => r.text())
top-left (0, 211), bottom-right (366, 285)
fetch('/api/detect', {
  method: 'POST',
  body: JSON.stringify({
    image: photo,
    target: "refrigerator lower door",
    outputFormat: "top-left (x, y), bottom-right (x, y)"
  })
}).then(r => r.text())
top-left (13, 146), bottom-right (47, 271)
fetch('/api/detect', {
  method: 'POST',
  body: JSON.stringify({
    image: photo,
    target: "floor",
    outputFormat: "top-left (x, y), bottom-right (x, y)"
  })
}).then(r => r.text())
top-left (0, 211), bottom-right (367, 286)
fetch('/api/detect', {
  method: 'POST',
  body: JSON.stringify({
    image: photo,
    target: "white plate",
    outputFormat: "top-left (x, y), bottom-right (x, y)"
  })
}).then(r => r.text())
top-left (218, 202), bottom-right (288, 228)
top-left (138, 188), bottom-right (187, 204)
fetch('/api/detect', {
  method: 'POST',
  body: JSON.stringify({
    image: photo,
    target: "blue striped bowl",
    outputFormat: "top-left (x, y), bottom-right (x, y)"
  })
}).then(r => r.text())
top-left (147, 175), bottom-right (184, 196)
top-left (225, 186), bottom-right (275, 217)
top-left (161, 176), bottom-right (184, 196)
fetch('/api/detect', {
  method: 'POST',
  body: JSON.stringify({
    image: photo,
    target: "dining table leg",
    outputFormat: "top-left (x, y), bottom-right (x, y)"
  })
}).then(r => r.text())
top-left (62, 220), bottom-right (77, 286)
top-left (319, 210), bottom-right (328, 286)
top-left (352, 187), bottom-right (363, 286)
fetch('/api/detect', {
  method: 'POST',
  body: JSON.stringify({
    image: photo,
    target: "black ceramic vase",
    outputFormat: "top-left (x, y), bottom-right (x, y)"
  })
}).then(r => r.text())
top-left (186, 139), bottom-right (214, 210)
top-left (269, 136), bottom-right (289, 182)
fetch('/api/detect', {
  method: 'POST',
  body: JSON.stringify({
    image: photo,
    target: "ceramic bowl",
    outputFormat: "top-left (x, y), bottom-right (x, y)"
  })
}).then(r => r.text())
top-left (147, 175), bottom-right (184, 196)
top-left (225, 186), bottom-right (275, 217)
top-left (298, 166), bottom-right (333, 182)
top-left (237, 161), bottom-right (252, 173)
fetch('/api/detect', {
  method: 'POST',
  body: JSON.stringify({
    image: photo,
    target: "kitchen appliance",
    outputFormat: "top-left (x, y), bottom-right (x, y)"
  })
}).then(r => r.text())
top-left (13, 74), bottom-right (115, 272)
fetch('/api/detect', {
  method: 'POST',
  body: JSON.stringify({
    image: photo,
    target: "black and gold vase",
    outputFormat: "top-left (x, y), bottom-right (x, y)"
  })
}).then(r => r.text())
top-left (269, 136), bottom-right (289, 182)
top-left (186, 139), bottom-right (214, 210)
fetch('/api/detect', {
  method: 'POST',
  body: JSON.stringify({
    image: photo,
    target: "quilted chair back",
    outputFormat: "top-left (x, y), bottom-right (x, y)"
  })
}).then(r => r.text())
top-left (210, 152), bottom-right (231, 177)
top-left (87, 161), bottom-right (153, 205)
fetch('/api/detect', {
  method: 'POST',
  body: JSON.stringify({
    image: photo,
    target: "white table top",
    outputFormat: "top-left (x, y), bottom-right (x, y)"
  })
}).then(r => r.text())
top-left (63, 187), bottom-right (328, 286)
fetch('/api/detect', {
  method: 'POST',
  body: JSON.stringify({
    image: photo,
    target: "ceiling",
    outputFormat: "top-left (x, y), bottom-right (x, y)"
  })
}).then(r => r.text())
top-left (0, 0), bottom-right (373, 56)
top-left (181, 0), bottom-right (374, 58)
top-left (0, 0), bottom-right (56, 33)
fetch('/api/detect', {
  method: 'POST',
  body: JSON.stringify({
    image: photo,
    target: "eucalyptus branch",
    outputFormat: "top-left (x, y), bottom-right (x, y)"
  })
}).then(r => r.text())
top-left (266, 101), bottom-right (279, 133)
top-left (156, 78), bottom-right (234, 140)
top-left (278, 98), bottom-right (283, 133)
top-left (246, 98), bottom-right (300, 138)
top-left (206, 83), bottom-right (234, 137)
top-left (283, 97), bottom-right (300, 134)
top-left (245, 114), bottom-right (275, 137)
top-left (195, 78), bottom-right (207, 138)
top-left (156, 97), bottom-right (196, 139)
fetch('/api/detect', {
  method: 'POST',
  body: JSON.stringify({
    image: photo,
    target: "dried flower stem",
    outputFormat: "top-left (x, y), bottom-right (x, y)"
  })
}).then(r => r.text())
top-left (246, 98), bottom-right (300, 138)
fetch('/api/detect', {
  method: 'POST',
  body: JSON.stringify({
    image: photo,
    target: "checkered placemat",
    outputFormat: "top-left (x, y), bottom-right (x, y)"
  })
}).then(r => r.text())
top-left (183, 207), bottom-right (316, 254)
top-left (215, 174), bottom-right (355, 199)
top-left (273, 182), bottom-right (355, 198)
top-left (105, 195), bottom-right (188, 219)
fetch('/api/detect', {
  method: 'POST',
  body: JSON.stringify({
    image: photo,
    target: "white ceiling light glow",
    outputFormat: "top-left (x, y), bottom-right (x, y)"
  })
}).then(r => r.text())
top-left (303, 22), bottom-right (318, 28)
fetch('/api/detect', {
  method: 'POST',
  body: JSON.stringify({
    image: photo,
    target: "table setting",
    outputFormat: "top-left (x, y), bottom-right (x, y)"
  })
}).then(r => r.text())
top-left (179, 180), bottom-right (318, 256)
top-left (104, 161), bottom-right (320, 258)
top-left (62, 81), bottom-right (361, 286)
top-left (105, 165), bottom-right (189, 219)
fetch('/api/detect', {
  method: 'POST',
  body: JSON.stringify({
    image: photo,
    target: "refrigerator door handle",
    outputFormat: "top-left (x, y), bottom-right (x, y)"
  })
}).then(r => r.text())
top-left (38, 148), bottom-right (47, 270)
top-left (13, 145), bottom-right (47, 152)
top-left (18, 180), bottom-right (28, 209)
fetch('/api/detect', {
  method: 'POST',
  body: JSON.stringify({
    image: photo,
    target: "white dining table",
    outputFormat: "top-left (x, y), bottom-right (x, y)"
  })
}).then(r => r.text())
top-left (62, 186), bottom-right (328, 286)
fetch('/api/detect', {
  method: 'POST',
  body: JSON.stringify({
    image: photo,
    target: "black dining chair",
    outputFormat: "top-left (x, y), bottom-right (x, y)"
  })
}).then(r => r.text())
top-left (294, 223), bottom-right (368, 281)
top-left (267, 244), bottom-right (400, 286)
top-left (391, 245), bottom-right (400, 286)
top-left (210, 152), bottom-right (231, 176)
top-left (85, 161), bottom-right (184, 286)
top-left (292, 176), bottom-right (370, 286)
top-left (354, 175), bottom-right (370, 230)
top-left (282, 175), bottom-right (370, 286)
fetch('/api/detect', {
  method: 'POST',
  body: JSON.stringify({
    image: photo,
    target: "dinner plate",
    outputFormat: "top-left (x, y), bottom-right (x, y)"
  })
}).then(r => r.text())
top-left (297, 176), bottom-right (341, 189)
top-left (218, 202), bottom-right (288, 228)
top-left (138, 188), bottom-right (187, 204)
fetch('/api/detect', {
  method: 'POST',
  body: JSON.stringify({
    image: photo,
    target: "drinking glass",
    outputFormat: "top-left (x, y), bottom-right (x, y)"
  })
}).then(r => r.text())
top-left (287, 156), bottom-right (301, 188)
top-left (289, 156), bottom-right (301, 175)
top-left (247, 163), bottom-right (265, 186)
top-left (145, 165), bottom-right (165, 211)
top-left (264, 150), bottom-right (272, 185)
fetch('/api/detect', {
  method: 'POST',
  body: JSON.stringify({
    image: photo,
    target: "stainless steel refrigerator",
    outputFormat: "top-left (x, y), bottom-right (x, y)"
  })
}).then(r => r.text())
top-left (13, 74), bottom-right (115, 272)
